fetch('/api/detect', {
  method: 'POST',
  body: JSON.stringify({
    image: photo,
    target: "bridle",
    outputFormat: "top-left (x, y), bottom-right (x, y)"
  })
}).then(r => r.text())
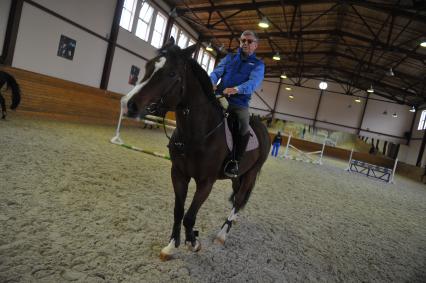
top-left (144, 60), bottom-right (224, 144)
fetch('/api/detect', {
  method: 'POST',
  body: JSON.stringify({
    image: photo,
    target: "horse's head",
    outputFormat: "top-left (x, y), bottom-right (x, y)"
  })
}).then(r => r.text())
top-left (122, 37), bottom-right (197, 118)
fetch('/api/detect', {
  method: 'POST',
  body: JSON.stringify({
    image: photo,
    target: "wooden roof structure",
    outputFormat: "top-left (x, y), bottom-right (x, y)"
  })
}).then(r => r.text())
top-left (164, 0), bottom-right (426, 106)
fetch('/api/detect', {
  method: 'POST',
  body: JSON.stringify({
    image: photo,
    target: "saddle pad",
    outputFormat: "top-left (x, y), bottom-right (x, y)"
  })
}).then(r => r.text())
top-left (225, 119), bottom-right (259, 152)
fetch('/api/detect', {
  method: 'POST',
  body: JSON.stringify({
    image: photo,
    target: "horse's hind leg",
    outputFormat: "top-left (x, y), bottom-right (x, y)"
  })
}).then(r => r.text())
top-left (182, 179), bottom-right (214, 252)
top-left (215, 168), bottom-right (258, 245)
top-left (160, 167), bottom-right (190, 261)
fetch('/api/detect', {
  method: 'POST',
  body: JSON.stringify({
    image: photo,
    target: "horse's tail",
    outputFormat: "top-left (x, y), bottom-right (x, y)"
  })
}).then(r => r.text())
top-left (0, 71), bottom-right (21, 109)
top-left (231, 116), bottom-right (271, 209)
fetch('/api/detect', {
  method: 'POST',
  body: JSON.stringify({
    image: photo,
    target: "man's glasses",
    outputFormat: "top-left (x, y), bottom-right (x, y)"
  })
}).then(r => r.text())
top-left (240, 38), bottom-right (256, 44)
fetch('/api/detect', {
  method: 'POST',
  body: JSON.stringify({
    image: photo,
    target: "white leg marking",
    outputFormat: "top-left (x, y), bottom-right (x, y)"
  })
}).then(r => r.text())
top-left (160, 238), bottom-right (177, 261)
top-left (215, 208), bottom-right (238, 244)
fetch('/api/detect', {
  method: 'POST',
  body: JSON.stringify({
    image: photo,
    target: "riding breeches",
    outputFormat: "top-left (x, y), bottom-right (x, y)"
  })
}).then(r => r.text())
top-left (228, 104), bottom-right (250, 135)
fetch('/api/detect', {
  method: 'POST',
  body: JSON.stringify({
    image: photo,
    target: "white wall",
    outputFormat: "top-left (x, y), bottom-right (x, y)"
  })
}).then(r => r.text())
top-left (253, 78), bottom-right (416, 157)
top-left (398, 108), bottom-right (426, 166)
top-left (13, 3), bottom-right (108, 88)
top-left (32, 0), bottom-right (116, 37)
top-left (361, 99), bottom-right (414, 139)
top-left (108, 47), bottom-right (147, 95)
top-left (0, 0), bottom-right (12, 55)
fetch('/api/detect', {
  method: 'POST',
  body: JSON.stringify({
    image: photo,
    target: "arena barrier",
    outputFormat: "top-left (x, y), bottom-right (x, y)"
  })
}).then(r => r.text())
top-left (346, 149), bottom-right (398, 183)
top-left (281, 134), bottom-right (325, 165)
top-left (110, 109), bottom-right (175, 160)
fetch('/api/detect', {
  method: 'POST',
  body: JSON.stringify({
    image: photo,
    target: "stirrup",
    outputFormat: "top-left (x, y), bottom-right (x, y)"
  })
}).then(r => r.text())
top-left (224, 160), bottom-right (238, 178)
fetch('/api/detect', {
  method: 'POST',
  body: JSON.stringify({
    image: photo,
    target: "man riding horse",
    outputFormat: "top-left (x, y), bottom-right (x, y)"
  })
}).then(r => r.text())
top-left (210, 30), bottom-right (265, 178)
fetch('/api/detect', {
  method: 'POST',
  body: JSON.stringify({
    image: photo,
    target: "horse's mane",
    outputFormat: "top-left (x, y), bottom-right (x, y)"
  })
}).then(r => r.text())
top-left (187, 58), bottom-right (214, 99)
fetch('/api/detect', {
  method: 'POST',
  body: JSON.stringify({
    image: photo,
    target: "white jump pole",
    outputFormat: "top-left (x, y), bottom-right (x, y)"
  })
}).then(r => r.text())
top-left (284, 134), bottom-right (292, 158)
top-left (319, 140), bottom-right (326, 165)
top-left (111, 106), bottom-right (125, 145)
top-left (390, 158), bottom-right (398, 183)
top-left (346, 148), bottom-right (354, 171)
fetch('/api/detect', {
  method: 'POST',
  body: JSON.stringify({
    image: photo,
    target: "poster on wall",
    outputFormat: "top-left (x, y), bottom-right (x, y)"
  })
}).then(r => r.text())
top-left (129, 65), bottom-right (140, 85)
top-left (57, 35), bottom-right (76, 60)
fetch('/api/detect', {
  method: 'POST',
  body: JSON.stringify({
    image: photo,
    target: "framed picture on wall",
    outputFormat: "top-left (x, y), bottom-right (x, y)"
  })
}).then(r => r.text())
top-left (57, 35), bottom-right (76, 60)
top-left (129, 65), bottom-right (140, 85)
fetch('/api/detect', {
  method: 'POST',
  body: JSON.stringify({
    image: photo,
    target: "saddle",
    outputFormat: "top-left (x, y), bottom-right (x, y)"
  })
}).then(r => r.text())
top-left (224, 114), bottom-right (259, 152)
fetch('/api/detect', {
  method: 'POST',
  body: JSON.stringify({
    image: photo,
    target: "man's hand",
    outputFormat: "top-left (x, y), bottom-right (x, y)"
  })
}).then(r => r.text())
top-left (223, 87), bottom-right (238, 97)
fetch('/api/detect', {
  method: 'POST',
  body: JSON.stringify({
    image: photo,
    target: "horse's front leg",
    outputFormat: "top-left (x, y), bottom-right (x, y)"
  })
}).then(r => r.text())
top-left (160, 166), bottom-right (190, 261)
top-left (183, 179), bottom-right (214, 252)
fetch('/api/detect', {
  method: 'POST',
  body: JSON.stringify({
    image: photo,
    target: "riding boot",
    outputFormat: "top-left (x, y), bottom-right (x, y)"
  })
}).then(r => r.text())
top-left (224, 132), bottom-right (250, 178)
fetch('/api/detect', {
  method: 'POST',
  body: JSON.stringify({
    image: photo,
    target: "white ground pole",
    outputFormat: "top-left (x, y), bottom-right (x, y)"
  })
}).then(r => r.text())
top-left (110, 104), bottom-right (125, 145)
top-left (282, 134), bottom-right (326, 165)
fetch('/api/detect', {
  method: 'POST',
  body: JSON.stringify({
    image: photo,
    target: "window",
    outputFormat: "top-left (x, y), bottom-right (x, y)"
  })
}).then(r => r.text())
top-left (197, 48), bottom-right (216, 74)
top-left (120, 0), bottom-right (170, 48)
top-left (170, 25), bottom-right (178, 40)
top-left (418, 110), bottom-right (426, 130)
top-left (119, 0), bottom-right (137, 31)
top-left (151, 12), bottom-right (166, 48)
top-left (135, 2), bottom-right (154, 41)
top-left (177, 31), bottom-right (188, 48)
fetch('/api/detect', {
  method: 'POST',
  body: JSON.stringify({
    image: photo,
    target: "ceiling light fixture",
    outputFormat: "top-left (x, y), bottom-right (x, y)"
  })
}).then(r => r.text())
top-left (386, 67), bottom-right (394, 77)
top-left (420, 41), bottom-right (426, 48)
top-left (206, 43), bottom-right (213, 52)
top-left (354, 97), bottom-right (361, 103)
top-left (272, 52), bottom-right (281, 61)
top-left (289, 95), bottom-right (294, 99)
top-left (367, 84), bottom-right (374, 93)
top-left (280, 73), bottom-right (287, 79)
top-left (392, 112), bottom-right (398, 118)
top-left (409, 106), bottom-right (416, 112)
top-left (258, 17), bottom-right (270, 29)
top-left (285, 87), bottom-right (292, 91)
top-left (319, 81), bottom-right (328, 90)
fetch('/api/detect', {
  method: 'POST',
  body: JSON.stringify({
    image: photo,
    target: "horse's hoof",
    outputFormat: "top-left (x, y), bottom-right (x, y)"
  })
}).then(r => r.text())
top-left (159, 239), bottom-right (177, 261)
top-left (214, 236), bottom-right (225, 245)
top-left (159, 251), bottom-right (173, 261)
top-left (186, 240), bottom-right (201, 252)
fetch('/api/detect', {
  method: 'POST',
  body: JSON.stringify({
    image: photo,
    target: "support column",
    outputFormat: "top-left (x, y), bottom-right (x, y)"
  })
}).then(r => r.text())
top-left (162, 14), bottom-right (175, 46)
top-left (416, 129), bottom-right (426, 167)
top-left (312, 89), bottom-right (324, 129)
top-left (357, 93), bottom-right (369, 135)
top-left (1, 0), bottom-right (24, 65)
top-left (100, 0), bottom-right (124, 90)
top-left (407, 108), bottom-right (417, 146)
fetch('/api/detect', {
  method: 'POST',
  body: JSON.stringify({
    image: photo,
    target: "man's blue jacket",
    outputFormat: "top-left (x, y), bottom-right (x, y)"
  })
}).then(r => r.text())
top-left (210, 48), bottom-right (265, 108)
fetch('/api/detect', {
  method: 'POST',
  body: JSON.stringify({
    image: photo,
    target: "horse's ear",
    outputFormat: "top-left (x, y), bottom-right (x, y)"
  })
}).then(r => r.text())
top-left (163, 36), bottom-right (175, 48)
top-left (158, 37), bottom-right (175, 55)
top-left (183, 44), bottom-right (197, 58)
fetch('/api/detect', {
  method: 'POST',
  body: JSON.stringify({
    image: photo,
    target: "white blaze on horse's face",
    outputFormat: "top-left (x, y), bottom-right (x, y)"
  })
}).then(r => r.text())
top-left (121, 56), bottom-right (167, 115)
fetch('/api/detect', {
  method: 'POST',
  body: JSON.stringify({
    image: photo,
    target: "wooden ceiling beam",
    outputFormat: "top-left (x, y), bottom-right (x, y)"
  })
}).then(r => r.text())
top-left (176, 0), bottom-right (426, 23)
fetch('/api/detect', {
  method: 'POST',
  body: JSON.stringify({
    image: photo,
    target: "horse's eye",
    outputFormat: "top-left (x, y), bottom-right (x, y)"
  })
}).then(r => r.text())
top-left (169, 72), bottom-right (176, 77)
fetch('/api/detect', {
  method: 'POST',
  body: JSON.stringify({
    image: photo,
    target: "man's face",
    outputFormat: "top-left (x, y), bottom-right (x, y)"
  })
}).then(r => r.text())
top-left (239, 34), bottom-right (258, 56)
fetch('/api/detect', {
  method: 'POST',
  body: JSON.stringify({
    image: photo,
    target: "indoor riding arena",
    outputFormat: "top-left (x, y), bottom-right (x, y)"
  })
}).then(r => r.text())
top-left (1, 1), bottom-right (426, 282)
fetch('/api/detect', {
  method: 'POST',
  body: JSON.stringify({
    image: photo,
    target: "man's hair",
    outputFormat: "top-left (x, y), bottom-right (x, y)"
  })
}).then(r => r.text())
top-left (240, 30), bottom-right (259, 41)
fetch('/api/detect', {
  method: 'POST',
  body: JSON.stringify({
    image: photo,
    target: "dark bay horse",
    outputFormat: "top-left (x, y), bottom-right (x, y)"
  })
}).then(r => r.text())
top-left (121, 38), bottom-right (270, 260)
top-left (0, 71), bottom-right (21, 119)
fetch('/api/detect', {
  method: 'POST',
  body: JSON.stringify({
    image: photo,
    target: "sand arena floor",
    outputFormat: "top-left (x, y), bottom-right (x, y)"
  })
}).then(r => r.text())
top-left (1, 115), bottom-right (426, 282)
